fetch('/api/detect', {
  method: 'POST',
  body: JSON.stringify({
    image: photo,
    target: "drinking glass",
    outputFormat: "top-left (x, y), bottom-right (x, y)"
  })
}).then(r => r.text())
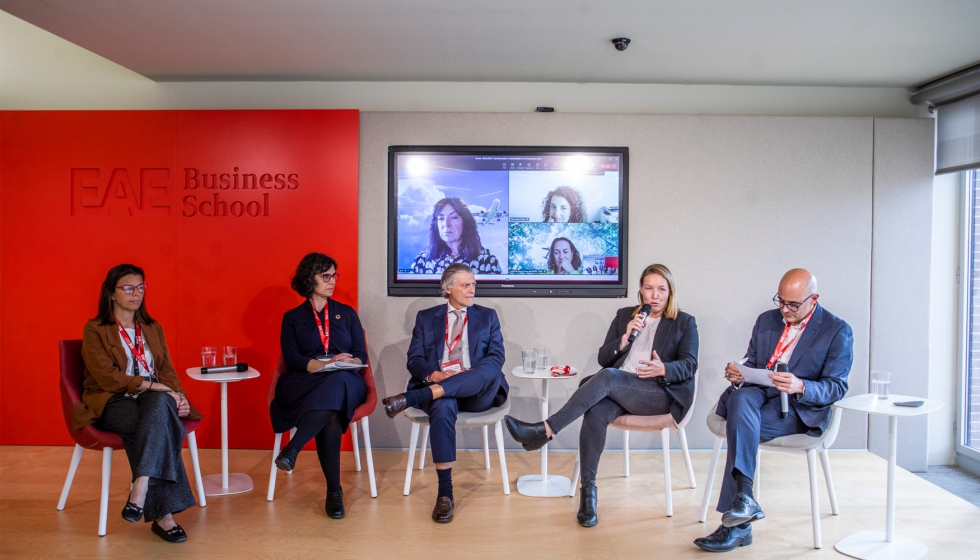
top-left (201, 346), bottom-right (217, 367)
top-left (223, 345), bottom-right (238, 366)
top-left (522, 350), bottom-right (536, 373)
top-left (535, 346), bottom-right (549, 370)
top-left (871, 370), bottom-right (891, 399)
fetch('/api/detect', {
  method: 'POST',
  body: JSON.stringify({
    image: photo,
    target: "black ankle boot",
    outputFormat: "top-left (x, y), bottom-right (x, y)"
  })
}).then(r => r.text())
top-left (325, 490), bottom-right (345, 519)
top-left (504, 416), bottom-right (551, 451)
top-left (275, 446), bottom-right (298, 471)
top-left (577, 486), bottom-right (598, 527)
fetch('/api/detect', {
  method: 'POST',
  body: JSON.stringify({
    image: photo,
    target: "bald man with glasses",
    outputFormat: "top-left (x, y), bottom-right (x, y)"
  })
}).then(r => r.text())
top-left (695, 269), bottom-right (853, 553)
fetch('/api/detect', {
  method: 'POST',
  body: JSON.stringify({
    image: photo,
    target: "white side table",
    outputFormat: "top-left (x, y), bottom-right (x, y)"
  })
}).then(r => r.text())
top-left (186, 366), bottom-right (261, 496)
top-left (834, 393), bottom-right (943, 560)
top-left (511, 365), bottom-right (579, 497)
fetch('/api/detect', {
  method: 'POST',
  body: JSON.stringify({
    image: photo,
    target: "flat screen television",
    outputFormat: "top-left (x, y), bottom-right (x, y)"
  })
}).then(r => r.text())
top-left (387, 146), bottom-right (629, 297)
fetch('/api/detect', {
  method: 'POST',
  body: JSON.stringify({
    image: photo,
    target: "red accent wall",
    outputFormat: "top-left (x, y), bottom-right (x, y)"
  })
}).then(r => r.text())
top-left (0, 110), bottom-right (360, 449)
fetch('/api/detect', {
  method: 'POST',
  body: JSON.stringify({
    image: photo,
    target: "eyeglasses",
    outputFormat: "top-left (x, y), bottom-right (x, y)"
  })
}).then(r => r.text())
top-left (772, 293), bottom-right (814, 312)
top-left (320, 272), bottom-right (340, 283)
top-left (115, 284), bottom-right (147, 295)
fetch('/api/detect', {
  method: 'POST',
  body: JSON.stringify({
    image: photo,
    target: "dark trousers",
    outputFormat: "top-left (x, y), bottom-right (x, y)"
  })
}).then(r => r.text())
top-left (418, 366), bottom-right (505, 464)
top-left (714, 385), bottom-right (808, 512)
top-left (96, 391), bottom-right (196, 522)
top-left (548, 368), bottom-right (672, 488)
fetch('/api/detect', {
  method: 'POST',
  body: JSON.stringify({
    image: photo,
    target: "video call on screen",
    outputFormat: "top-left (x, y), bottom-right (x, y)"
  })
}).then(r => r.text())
top-left (394, 152), bottom-right (623, 283)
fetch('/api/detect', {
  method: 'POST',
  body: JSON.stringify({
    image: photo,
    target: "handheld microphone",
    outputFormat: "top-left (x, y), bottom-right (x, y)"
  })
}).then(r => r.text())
top-left (201, 363), bottom-right (248, 374)
top-left (627, 304), bottom-right (653, 343)
top-left (775, 362), bottom-right (789, 419)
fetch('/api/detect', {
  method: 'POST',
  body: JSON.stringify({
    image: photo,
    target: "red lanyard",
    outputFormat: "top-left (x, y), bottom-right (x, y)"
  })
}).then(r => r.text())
top-left (116, 321), bottom-right (150, 374)
top-left (445, 311), bottom-right (468, 355)
top-left (766, 308), bottom-right (815, 368)
top-left (312, 303), bottom-right (330, 354)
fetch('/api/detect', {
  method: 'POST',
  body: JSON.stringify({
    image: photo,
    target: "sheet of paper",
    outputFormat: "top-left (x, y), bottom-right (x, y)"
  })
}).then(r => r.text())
top-left (316, 360), bottom-right (368, 372)
top-left (734, 362), bottom-right (775, 387)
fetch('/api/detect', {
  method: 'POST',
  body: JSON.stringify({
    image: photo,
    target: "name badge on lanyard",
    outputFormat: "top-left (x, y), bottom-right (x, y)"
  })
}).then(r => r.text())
top-left (117, 321), bottom-right (151, 377)
top-left (312, 303), bottom-right (330, 354)
top-left (765, 307), bottom-right (815, 369)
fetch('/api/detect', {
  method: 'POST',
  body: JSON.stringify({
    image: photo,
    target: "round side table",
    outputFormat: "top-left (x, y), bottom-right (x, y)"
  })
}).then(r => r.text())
top-left (186, 366), bottom-right (261, 496)
top-left (834, 393), bottom-right (943, 560)
top-left (511, 365), bottom-right (579, 497)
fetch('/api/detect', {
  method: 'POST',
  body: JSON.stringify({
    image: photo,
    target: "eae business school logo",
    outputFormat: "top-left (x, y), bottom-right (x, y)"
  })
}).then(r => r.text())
top-left (70, 166), bottom-right (300, 217)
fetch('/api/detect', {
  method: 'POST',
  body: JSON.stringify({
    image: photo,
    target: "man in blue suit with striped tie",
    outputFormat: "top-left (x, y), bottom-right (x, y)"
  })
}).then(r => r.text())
top-left (695, 269), bottom-right (853, 553)
top-left (382, 263), bottom-right (508, 523)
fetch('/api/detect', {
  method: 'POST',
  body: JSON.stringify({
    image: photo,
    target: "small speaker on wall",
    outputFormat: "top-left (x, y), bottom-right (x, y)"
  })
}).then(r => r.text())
top-left (535, 107), bottom-right (555, 112)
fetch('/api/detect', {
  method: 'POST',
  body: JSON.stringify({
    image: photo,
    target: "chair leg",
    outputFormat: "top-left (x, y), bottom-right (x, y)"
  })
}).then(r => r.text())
top-left (661, 429), bottom-right (672, 517)
top-left (483, 425), bottom-right (491, 470)
top-left (288, 428), bottom-right (297, 474)
top-left (361, 416), bottom-right (378, 498)
top-left (623, 429), bottom-right (630, 477)
top-left (99, 447), bottom-right (112, 537)
top-left (404, 422), bottom-right (420, 496)
top-left (820, 449), bottom-right (839, 515)
top-left (57, 444), bottom-right (84, 511)
top-left (755, 448), bottom-right (762, 500)
top-left (268, 432), bottom-right (283, 501)
top-left (418, 426), bottom-right (429, 471)
top-left (351, 421), bottom-right (362, 472)
top-left (806, 449), bottom-right (822, 549)
top-left (569, 448), bottom-right (581, 497)
top-left (699, 436), bottom-right (724, 523)
top-left (678, 427), bottom-right (696, 489)
top-left (187, 431), bottom-right (206, 507)
top-left (493, 421), bottom-right (510, 495)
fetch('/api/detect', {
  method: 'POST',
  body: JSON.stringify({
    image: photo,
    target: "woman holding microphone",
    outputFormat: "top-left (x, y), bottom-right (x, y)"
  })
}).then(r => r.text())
top-left (270, 253), bottom-right (367, 519)
top-left (78, 264), bottom-right (202, 543)
top-left (505, 264), bottom-right (699, 527)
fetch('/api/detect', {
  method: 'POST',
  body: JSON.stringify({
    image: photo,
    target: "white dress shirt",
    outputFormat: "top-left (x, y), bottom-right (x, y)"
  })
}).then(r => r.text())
top-left (441, 302), bottom-right (471, 370)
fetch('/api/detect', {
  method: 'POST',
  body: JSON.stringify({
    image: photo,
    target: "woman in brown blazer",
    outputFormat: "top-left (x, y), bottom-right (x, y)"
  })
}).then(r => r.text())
top-left (78, 264), bottom-right (203, 543)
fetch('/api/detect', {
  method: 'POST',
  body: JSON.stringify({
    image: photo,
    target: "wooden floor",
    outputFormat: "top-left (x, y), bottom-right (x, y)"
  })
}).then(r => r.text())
top-left (2, 445), bottom-right (978, 559)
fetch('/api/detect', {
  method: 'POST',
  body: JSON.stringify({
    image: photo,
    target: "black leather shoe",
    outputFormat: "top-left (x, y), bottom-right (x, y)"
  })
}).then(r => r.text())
top-left (151, 521), bottom-right (187, 543)
top-left (577, 486), bottom-right (598, 527)
top-left (504, 416), bottom-right (551, 451)
top-left (383, 395), bottom-right (408, 418)
top-left (721, 493), bottom-right (765, 527)
top-left (121, 501), bottom-right (143, 523)
top-left (275, 446), bottom-right (298, 472)
top-left (432, 496), bottom-right (454, 523)
top-left (694, 523), bottom-right (752, 552)
top-left (325, 489), bottom-right (345, 519)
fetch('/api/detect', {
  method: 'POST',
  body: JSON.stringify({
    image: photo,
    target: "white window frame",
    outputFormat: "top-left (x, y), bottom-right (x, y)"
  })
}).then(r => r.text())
top-left (957, 168), bottom-right (980, 474)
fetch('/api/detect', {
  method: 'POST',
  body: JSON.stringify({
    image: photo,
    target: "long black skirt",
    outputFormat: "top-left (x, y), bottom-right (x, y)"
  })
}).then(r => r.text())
top-left (270, 369), bottom-right (366, 434)
top-left (96, 391), bottom-right (196, 522)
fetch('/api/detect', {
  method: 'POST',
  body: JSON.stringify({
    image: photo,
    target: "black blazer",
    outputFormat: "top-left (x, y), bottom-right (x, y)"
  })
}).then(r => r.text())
top-left (596, 306), bottom-right (699, 424)
top-left (280, 299), bottom-right (367, 373)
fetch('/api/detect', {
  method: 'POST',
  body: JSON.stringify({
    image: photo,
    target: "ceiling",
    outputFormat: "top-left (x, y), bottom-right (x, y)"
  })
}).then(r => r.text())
top-left (2, 0), bottom-right (978, 87)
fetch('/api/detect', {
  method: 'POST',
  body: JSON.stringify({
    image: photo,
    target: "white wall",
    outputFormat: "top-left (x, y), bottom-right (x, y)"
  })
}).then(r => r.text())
top-left (929, 171), bottom-right (961, 465)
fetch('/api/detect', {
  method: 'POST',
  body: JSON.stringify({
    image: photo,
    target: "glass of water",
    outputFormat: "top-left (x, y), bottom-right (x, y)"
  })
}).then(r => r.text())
top-left (871, 370), bottom-right (891, 399)
top-left (201, 346), bottom-right (217, 367)
top-left (223, 345), bottom-right (238, 365)
top-left (535, 346), bottom-right (549, 370)
top-left (522, 350), bottom-right (536, 373)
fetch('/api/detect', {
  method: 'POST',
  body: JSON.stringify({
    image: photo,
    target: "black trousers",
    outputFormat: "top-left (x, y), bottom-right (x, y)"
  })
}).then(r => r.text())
top-left (96, 391), bottom-right (196, 522)
top-left (548, 368), bottom-right (672, 488)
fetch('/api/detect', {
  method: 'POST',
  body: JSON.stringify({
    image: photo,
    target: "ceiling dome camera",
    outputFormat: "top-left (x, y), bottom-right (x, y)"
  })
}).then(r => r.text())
top-left (612, 38), bottom-right (631, 51)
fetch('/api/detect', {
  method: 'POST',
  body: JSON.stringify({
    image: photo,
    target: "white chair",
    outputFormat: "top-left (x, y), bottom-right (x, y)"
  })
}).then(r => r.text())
top-left (569, 373), bottom-right (699, 517)
top-left (402, 395), bottom-right (511, 496)
top-left (698, 401), bottom-right (842, 549)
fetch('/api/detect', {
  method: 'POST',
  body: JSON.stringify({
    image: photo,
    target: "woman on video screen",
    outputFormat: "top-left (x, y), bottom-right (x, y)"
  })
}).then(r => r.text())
top-left (542, 186), bottom-right (588, 223)
top-left (411, 197), bottom-right (502, 275)
top-left (547, 237), bottom-right (584, 274)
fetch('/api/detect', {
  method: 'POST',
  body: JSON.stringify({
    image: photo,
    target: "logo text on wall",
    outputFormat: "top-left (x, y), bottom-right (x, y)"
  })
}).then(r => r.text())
top-left (70, 167), bottom-right (300, 217)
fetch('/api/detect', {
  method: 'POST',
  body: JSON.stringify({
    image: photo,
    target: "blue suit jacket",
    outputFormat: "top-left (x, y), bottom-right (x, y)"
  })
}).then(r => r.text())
top-left (406, 303), bottom-right (509, 396)
top-left (720, 304), bottom-right (853, 433)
